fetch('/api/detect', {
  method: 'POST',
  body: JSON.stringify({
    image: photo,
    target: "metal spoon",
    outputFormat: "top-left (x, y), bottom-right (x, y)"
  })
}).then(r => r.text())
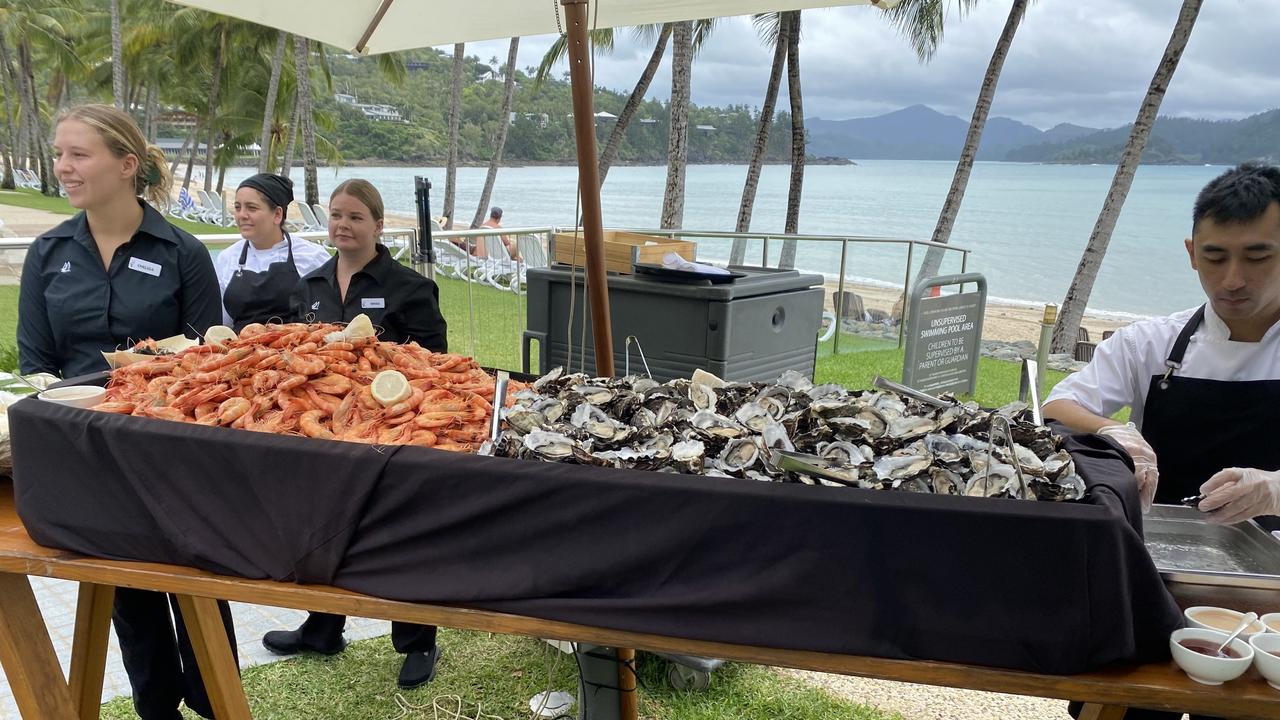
top-left (1214, 612), bottom-right (1258, 656)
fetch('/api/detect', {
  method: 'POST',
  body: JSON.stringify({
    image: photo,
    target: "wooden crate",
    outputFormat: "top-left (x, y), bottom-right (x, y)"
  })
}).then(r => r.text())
top-left (550, 230), bottom-right (696, 275)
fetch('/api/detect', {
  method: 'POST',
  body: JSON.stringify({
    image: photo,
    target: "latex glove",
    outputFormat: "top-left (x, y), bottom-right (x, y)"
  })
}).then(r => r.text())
top-left (1096, 422), bottom-right (1159, 512)
top-left (1198, 468), bottom-right (1280, 525)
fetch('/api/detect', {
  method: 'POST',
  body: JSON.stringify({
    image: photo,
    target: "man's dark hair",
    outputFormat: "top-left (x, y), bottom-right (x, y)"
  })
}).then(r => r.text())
top-left (1193, 162), bottom-right (1280, 234)
top-left (489, 206), bottom-right (503, 220)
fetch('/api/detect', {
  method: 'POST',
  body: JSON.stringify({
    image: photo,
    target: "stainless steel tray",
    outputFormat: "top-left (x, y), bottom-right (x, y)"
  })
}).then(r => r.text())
top-left (1145, 504), bottom-right (1280, 590)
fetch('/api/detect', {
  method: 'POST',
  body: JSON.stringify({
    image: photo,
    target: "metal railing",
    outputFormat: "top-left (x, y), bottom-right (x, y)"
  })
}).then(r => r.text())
top-left (612, 228), bottom-right (972, 352)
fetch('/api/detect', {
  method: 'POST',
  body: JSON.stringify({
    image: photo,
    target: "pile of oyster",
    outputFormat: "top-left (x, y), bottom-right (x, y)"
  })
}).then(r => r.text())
top-left (480, 369), bottom-right (1085, 502)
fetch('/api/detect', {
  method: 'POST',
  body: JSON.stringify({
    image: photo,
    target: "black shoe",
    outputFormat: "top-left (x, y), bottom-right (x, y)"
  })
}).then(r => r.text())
top-left (397, 646), bottom-right (441, 690)
top-left (261, 628), bottom-right (347, 656)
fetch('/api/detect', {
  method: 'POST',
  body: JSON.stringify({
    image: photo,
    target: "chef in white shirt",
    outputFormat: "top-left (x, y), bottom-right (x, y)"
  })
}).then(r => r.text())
top-left (214, 173), bottom-right (331, 330)
top-left (1044, 162), bottom-right (1280, 530)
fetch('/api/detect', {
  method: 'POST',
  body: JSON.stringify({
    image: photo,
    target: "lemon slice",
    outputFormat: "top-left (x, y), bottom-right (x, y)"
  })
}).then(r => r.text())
top-left (345, 313), bottom-right (376, 340)
top-left (371, 370), bottom-right (411, 406)
top-left (204, 325), bottom-right (237, 345)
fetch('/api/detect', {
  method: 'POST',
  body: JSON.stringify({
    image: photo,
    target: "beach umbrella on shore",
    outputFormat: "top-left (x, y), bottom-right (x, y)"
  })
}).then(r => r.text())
top-left (167, 0), bottom-right (898, 380)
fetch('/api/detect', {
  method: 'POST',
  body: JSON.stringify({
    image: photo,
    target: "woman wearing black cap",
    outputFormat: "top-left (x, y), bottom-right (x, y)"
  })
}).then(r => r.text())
top-left (214, 173), bottom-right (331, 331)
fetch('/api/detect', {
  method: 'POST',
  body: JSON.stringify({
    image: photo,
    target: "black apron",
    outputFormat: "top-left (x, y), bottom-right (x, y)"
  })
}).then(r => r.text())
top-left (1141, 305), bottom-right (1280, 531)
top-left (222, 235), bottom-right (300, 332)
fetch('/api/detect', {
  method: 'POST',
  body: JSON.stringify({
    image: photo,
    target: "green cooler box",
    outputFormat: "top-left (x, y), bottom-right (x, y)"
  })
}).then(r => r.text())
top-left (522, 266), bottom-right (824, 382)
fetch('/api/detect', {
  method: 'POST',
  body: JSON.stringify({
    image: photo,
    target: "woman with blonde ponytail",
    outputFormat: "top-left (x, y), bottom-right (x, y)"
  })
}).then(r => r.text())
top-left (16, 103), bottom-right (231, 720)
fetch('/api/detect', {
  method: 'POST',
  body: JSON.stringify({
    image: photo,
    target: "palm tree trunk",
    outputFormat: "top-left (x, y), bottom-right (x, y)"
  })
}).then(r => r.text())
top-left (144, 85), bottom-right (159, 142)
top-left (599, 26), bottom-right (671, 185)
top-left (169, 132), bottom-right (190, 174)
top-left (443, 42), bottom-right (464, 225)
top-left (182, 120), bottom-right (201, 191)
top-left (779, 11), bottom-right (804, 268)
top-left (258, 31), bottom-right (288, 173)
top-left (18, 42), bottom-right (54, 196)
top-left (111, 0), bottom-right (125, 109)
top-left (281, 91), bottom-right (299, 176)
top-left (203, 26), bottom-right (227, 192)
top-left (1052, 0), bottom-right (1203, 353)
top-left (733, 13), bottom-right (789, 264)
top-left (470, 38), bottom-right (519, 229)
top-left (661, 21), bottom-right (693, 229)
top-left (0, 34), bottom-right (19, 190)
top-left (918, 0), bottom-right (1028, 283)
top-left (294, 35), bottom-right (319, 207)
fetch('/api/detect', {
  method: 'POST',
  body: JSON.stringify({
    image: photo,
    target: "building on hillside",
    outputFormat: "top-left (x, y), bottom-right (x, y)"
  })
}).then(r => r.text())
top-left (508, 112), bottom-right (550, 128)
top-left (333, 93), bottom-right (407, 122)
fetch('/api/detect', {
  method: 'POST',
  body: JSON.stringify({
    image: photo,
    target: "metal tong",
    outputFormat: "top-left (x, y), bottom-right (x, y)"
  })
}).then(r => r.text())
top-left (624, 335), bottom-right (652, 378)
top-left (489, 370), bottom-right (510, 442)
top-left (981, 414), bottom-right (1030, 499)
top-left (872, 375), bottom-right (952, 409)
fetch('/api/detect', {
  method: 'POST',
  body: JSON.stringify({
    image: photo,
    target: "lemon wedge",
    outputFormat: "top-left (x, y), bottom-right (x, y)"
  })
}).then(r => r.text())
top-left (371, 370), bottom-right (411, 406)
top-left (345, 313), bottom-right (376, 340)
top-left (204, 325), bottom-right (237, 345)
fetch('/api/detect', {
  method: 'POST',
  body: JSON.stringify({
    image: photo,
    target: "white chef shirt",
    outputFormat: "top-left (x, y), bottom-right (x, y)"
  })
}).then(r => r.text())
top-left (1046, 305), bottom-right (1280, 430)
top-left (214, 235), bottom-right (333, 326)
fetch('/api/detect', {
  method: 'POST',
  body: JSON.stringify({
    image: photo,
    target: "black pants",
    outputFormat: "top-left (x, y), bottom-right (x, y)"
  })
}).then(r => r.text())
top-left (298, 611), bottom-right (437, 654)
top-left (1069, 700), bottom-right (1220, 720)
top-left (113, 588), bottom-right (239, 720)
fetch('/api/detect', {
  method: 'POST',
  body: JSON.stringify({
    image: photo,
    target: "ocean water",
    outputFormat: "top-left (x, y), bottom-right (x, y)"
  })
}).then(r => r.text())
top-left (221, 160), bottom-right (1226, 317)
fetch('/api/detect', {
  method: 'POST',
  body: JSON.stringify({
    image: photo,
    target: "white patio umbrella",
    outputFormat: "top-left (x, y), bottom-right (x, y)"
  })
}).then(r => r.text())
top-left (168, 0), bottom-right (895, 379)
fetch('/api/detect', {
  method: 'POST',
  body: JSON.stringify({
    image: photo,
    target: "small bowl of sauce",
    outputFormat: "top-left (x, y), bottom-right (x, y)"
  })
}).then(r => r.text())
top-left (38, 385), bottom-right (107, 409)
top-left (1249, 633), bottom-right (1280, 691)
top-left (1261, 612), bottom-right (1280, 634)
top-left (1185, 606), bottom-right (1266, 639)
top-left (1170, 628), bottom-right (1253, 685)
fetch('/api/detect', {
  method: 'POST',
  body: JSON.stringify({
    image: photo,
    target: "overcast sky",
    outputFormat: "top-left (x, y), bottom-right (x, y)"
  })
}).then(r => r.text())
top-left (455, 0), bottom-right (1277, 131)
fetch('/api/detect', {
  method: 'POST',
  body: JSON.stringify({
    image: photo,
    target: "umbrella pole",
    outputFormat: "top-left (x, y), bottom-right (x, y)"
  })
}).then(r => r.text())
top-left (562, 0), bottom-right (615, 379)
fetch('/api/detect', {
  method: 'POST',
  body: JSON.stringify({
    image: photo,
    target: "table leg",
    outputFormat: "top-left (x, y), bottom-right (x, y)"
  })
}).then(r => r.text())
top-left (174, 594), bottom-right (251, 719)
top-left (0, 572), bottom-right (78, 719)
top-left (69, 583), bottom-right (115, 720)
top-left (1078, 703), bottom-right (1128, 720)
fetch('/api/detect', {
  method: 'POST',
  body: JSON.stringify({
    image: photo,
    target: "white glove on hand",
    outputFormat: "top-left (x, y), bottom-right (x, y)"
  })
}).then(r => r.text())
top-left (1198, 468), bottom-right (1280, 525)
top-left (1096, 422), bottom-right (1159, 512)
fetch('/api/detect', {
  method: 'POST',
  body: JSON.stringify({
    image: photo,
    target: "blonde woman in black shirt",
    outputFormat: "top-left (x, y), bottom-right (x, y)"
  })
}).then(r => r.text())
top-left (18, 104), bottom-right (231, 720)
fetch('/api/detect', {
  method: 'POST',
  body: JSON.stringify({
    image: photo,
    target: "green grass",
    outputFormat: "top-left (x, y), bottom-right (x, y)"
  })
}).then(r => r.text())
top-left (99, 631), bottom-right (895, 720)
top-left (0, 187), bottom-right (239, 237)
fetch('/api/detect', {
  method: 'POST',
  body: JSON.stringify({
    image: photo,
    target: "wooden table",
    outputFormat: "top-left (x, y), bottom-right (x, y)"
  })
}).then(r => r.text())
top-left (0, 488), bottom-right (1277, 720)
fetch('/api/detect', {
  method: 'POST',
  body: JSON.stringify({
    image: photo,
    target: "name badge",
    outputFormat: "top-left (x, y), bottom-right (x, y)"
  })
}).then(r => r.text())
top-left (361, 297), bottom-right (386, 309)
top-left (127, 257), bottom-right (162, 277)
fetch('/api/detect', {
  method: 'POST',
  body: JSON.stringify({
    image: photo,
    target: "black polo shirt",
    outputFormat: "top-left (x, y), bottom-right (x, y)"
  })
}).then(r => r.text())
top-left (18, 202), bottom-right (221, 378)
top-left (290, 244), bottom-right (447, 352)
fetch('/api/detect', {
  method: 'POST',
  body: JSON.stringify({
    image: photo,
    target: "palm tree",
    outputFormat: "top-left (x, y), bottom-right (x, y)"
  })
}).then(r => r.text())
top-left (893, 0), bottom-right (1024, 283)
top-left (294, 33), bottom-right (319, 207)
top-left (597, 26), bottom-right (669, 183)
top-left (1052, 0), bottom-right (1204, 352)
top-left (202, 21), bottom-right (230, 193)
top-left (778, 10), bottom-right (805, 268)
top-left (661, 21), bottom-right (693, 229)
top-left (0, 1), bottom-right (82, 195)
top-left (470, 37), bottom-right (519, 228)
top-left (732, 12), bottom-right (789, 263)
top-left (258, 31), bottom-right (288, 172)
top-left (111, 0), bottom-right (124, 109)
top-left (442, 42), bottom-right (464, 225)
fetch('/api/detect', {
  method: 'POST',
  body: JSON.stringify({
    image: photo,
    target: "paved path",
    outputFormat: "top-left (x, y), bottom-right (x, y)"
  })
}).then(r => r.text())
top-left (0, 577), bottom-right (393, 717)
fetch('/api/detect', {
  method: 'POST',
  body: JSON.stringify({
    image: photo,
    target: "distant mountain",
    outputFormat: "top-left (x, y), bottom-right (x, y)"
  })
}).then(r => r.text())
top-left (1006, 109), bottom-right (1280, 165)
top-left (805, 105), bottom-right (1097, 161)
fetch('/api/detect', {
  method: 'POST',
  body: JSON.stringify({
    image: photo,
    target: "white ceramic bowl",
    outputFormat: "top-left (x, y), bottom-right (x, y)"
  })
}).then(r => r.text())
top-left (1170, 628), bottom-right (1254, 685)
top-left (1261, 612), bottom-right (1280, 634)
top-left (1184, 606), bottom-right (1266, 639)
top-left (1249, 633), bottom-right (1280, 691)
top-left (38, 385), bottom-right (106, 409)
